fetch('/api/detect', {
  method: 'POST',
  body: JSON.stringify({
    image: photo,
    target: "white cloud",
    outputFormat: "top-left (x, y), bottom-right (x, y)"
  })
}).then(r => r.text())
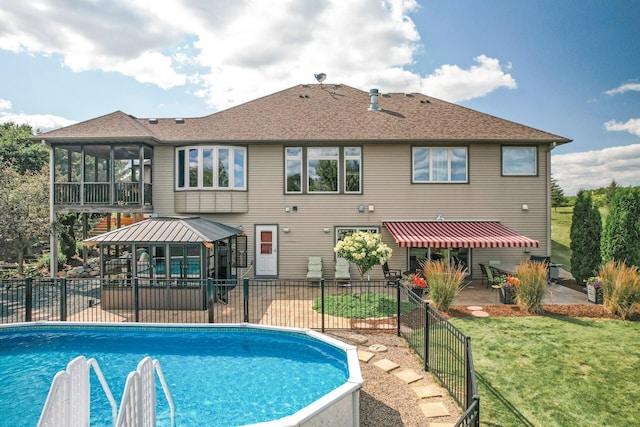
top-left (0, 112), bottom-right (77, 132)
top-left (604, 118), bottom-right (640, 137)
top-left (0, 99), bottom-right (11, 111)
top-left (552, 144), bottom-right (640, 195)
top-left (0, 0), bottom-right (517, 110)
top-left (605, 82), bottom-right (640, 95)
top-left (418, 55), bottom-right (517, 102)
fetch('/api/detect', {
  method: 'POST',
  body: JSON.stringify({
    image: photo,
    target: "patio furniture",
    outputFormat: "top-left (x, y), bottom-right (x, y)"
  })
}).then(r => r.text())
top-left (334, 258), bottom-right (351, 282)
top-left (479, 263), bottom-right (489, 286)
top-left (382, 262), bottom-right (402, 286)
top-left (481, 263), bottom-right (502, 288)
top-left (306, 257), bottom-right (323, 281)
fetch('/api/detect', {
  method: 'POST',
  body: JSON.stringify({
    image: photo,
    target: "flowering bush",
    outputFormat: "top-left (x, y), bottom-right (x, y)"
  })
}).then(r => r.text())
top-left (334, 231), bottom-right (392, 279)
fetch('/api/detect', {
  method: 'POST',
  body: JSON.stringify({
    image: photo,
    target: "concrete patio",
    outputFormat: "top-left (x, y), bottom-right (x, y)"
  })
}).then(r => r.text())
top-left (454, 280), bottom-right (587, 306)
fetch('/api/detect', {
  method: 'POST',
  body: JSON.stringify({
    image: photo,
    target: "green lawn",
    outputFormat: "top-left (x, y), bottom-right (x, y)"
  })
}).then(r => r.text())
top-left (453, 316), bottom-right (640, 426)
top-left (550, 206), bottom-right (574, 271)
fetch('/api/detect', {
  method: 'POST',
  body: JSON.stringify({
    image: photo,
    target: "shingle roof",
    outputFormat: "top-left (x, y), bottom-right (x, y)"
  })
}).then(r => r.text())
top-left (38, 110), bottom-right (158, 141)
top-left (39, 84), bottom-right (571, 144)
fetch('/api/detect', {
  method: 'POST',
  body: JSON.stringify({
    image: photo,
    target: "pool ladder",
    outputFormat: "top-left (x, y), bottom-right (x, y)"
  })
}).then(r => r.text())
top-left (38, 356), bottom-right (175, 427)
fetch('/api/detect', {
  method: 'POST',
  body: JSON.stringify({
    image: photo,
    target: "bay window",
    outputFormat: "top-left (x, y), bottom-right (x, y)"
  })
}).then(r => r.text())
top-left (176, 146), bottom-right (246, 190)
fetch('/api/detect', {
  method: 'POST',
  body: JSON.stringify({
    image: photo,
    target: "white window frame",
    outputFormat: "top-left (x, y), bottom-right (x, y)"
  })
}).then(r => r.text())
top-left (502, 146), bottom-right (537, 176)
top-left (412, 147), bottom-right (468, 183)
top-left (175, 146), bottom-right (247, 190)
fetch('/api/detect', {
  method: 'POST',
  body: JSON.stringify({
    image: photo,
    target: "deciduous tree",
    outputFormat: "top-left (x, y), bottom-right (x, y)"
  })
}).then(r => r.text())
top-left (0, 160), bottom-right (51, 273)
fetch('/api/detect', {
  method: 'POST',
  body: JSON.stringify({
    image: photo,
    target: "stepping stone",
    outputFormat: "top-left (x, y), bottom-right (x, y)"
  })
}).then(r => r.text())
top-left (471, 310), bottom-right (489, 317)
top-left (412, 385), bottom-right (444, 398)
top-left (466, 305), bottom-right (483, 311)
top-left (430, 423), bottom-right (456, 427)
top-left (394, 369), bottom-right (423, 384)
top-left (368, 343), bottom-right (388, 353)
top-left (347, 334), bottom-right (369, 345)
top-left (420, 402), bottom-right (450, 418)
top-left (358, 350), bottom-right (375, 363)
top-left (373, 358), bottom-right (400, 372)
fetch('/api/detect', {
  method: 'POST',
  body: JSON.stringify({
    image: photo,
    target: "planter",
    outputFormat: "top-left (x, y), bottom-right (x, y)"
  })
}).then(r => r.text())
top-left (500, 286), bottom-right (516, 305)
top-left (409, 287), bottom-right (427, 299)
top-left (586, 284), bottom-right (603, 304)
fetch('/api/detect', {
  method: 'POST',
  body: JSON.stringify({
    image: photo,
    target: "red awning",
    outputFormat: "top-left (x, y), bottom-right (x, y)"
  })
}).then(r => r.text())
top-left (383, 221), bottom-right (539, 248)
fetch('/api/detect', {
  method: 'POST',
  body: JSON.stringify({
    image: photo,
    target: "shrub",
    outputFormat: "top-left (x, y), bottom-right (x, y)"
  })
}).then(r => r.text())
top-left (598, 261), bottom-right (640, 320)
top-left (515, 261), bottom-right (548, 314)
top-left (570, 190), bottom-right (602, 284)
top-left (37, 245), bottom-right (67, 270)
top-left (334, 231), bottom-right (392, 279)
top-left (422, 260), bottom-right (466, 312)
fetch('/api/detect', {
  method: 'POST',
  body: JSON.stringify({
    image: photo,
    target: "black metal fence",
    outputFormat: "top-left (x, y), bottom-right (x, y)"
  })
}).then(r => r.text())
top-left (396, 285), bottom-right (479, 427)
top-left (1, 277), bottom-right (478, 426)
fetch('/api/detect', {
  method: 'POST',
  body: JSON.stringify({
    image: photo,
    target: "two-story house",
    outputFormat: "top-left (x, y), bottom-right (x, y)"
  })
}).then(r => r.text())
top-left (38, 83), bottom-right (571, 280)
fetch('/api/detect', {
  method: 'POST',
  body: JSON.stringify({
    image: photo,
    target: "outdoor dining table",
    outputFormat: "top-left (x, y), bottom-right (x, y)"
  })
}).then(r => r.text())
top-left (490, 263), bottom-right (520, 276)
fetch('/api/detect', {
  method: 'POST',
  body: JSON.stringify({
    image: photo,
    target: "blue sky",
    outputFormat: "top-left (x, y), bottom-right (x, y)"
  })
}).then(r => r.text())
top-left (1, 0), bottom-right (639, 195)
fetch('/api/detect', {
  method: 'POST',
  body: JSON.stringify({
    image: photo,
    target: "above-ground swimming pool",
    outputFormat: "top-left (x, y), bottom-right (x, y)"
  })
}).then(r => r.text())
top-left (0, 322), bottom-right (363, 427)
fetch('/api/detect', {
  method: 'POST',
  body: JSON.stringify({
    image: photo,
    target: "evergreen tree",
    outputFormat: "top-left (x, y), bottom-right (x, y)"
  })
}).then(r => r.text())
top-left (570, 190), bottom-right (602, 283)
top-left (550, 177), bottom-right (567, 211)
top-left (605, 179), bottom-right (619, 206)
top-left (601, 187), bottom-right (640, 266)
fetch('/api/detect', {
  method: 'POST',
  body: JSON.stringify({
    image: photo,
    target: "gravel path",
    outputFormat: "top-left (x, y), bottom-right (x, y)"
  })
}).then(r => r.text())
top-left (326, 331), bottom-right (461, 427)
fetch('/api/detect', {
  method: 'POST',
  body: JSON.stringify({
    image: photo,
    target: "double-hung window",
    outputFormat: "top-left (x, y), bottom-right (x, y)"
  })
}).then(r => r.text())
top-left (412, 147), bottom-right (468, 183)
top-left (176, 146), bottom-right (247, 190)
top-left (285, 147), bottom-right (361, 193)
top-left (502, 146), bottom-right (537, 176)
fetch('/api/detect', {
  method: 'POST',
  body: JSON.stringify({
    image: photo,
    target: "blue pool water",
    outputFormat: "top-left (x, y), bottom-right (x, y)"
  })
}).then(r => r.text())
top-left (0, 325), bottom-right (350, 427)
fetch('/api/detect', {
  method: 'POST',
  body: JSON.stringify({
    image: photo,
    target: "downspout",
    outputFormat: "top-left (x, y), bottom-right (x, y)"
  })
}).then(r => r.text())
top-left (546, 142), bottom-right (556, 256)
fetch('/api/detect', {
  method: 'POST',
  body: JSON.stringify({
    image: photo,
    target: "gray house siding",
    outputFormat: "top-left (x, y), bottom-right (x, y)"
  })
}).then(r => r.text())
top-left (150, 142), bottom-right (551, 280)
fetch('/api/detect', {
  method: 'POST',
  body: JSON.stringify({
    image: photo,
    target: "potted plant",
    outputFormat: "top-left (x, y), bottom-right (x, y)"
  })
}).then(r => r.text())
top-left (500, 275), bottom-right (519, 304)
top-left (401, 273), bottom-right (428, 298)
top-left (586, 276), bottom-right (603, 304)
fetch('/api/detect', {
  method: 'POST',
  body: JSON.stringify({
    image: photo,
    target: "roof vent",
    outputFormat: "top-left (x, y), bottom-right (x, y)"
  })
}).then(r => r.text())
top-left (368, 88), bottom-right (381, 111)
top-left (148, 118), bottom-right (158, 124)
top-left (405, 93), bottom-right (414, 98)
top-left (175, 118), bottom-right (184, 123)
top-left (420, 99), bottom-right (431, 104)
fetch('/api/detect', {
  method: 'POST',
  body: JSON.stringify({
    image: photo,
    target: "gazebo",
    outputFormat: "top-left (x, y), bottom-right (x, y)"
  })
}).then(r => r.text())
top-left (83, 216), bottom-right (247, 281)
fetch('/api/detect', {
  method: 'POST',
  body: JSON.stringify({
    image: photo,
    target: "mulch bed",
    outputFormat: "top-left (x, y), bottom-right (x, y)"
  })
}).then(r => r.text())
top-left (447, 303), bottom-right (640, 321)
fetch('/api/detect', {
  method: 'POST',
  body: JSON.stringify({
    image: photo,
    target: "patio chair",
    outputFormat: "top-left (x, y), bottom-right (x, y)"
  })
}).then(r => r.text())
top-left (334, 257), bottom-right (351, 283)
top-left (481, 263), bottom-right (502, 289)
top-left (479, 263), bottom-right (489, 286)
top-left (382, 262), bottom-right (402, 286)
top-left (306, 257), bottom-right (323, 282)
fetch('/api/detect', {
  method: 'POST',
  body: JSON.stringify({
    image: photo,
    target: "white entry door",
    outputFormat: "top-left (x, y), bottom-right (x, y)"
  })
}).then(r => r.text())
top-left (255, 225), bottom-right (278, 276)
